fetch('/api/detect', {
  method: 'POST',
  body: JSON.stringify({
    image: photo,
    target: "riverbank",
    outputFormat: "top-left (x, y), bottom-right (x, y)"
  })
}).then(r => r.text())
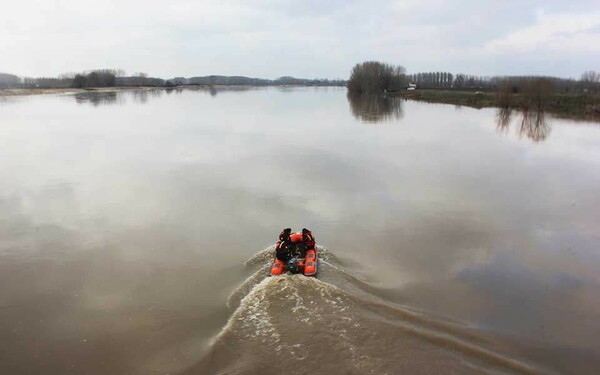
top-left (0, 84), bottom-right (339, 98)
top-left (0, 86), bottom-right (178, 97)
top-left (394, 90), bottom-right (600, 121)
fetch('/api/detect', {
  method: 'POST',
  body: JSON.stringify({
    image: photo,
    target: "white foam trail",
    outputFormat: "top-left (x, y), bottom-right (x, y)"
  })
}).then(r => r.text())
top-left (209, 247), bottom-right (542, 374)
top-left (216, 277), bottom-right (278, 344)
top-left (226, 264), bottom-right (270, 309)
top-left (216, 273), bottom-right (360, 358)
top-left (243, 245), bottom-right (276, 269)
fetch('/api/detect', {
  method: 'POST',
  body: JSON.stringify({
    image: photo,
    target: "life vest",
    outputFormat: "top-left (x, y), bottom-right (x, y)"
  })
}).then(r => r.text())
top-left (276, 229), bottom-right (315, 254)
top-left (302, 229), bottom-right (315, 250)
top-left (279, 228), bottom-right (292, 241)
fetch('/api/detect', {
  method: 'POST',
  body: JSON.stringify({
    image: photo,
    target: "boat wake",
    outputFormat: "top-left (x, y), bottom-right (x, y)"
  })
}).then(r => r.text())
top-left (183, 247), bottom-right (547, 375)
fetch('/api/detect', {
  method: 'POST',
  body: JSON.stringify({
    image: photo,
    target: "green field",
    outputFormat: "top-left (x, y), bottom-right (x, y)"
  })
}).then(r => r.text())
top-left (395, 90), bottom-right (600, 121)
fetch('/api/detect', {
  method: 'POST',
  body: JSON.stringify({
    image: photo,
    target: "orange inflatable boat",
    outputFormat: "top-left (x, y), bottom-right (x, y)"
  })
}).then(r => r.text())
top-left (270, 232), bottom-right (318, 277)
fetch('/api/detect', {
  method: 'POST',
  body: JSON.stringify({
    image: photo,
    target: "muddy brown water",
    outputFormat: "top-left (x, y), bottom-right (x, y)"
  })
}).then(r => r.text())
top-left (1, 87), bottom-right (599, 374)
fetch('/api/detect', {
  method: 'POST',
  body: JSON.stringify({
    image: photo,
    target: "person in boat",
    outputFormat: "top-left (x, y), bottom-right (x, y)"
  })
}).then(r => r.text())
top-left (302, 228), bottom-right (315, 251)
top-left (275, 227), bottom-right (315, 260)
top-left (275, 228), bottom-right (292, 261)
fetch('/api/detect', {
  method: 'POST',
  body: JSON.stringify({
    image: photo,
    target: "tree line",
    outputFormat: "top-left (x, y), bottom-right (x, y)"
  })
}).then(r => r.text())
top-left (405, 71), bottom-right (600, 93)
top-left (173, 75), bottom-right (346, 86)
top-left (71, 69), bottom-right (120, 88)
top-left (347, 61), bottom-right (600, 95)
top-left (18, 70), bottom-right (172, 89)
top-left (407, 71), bottom-right (600, 94)
top-left (0, 70), bottom-right (346, 89)
top-left (0, 73), bottom-right (19, 88)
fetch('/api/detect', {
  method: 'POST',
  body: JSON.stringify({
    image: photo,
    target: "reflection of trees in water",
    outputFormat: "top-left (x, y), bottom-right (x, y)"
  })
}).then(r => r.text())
top-left (347, 93), bottom-right (403, 123)
top-left (130, 89), bottom-right (163, 104)
top-left (275, 86), bottom-right (297, 94)
top-left (496, 107), bottom-right (512, 135)
top-left (0, 96), bottom-right (17, 105)
top-left (273, 86), bottom-right (334, 94)
top-left (74, 89), bottom-right (164, 106)
top-left (518, 109), bottom-right (550, 142)
top-left (74, 91), bottom-right (122, 106)
top-left (165, 87), bottom-right (184, 94)
top-left (495, 108), bottom-right (550, 142)
top-left (199, 86), bottom-right (262, 97)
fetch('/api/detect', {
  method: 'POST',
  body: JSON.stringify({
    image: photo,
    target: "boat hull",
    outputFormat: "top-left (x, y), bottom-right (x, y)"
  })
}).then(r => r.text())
top-left (270, 248), bottom-right (318, 277)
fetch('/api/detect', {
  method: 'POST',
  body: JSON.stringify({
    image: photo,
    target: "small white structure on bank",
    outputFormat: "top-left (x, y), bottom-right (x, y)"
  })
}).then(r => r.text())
top-left (407, 83), bottom-right (417, 91)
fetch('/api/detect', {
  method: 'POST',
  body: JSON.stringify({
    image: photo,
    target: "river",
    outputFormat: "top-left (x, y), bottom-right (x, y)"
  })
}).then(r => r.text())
top-left (1, 87), bottom-right (599, 374)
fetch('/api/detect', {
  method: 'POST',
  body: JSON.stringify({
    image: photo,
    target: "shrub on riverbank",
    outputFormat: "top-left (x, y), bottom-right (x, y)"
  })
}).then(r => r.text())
top-left (72, 70), bottom-right (117, 88)
top-left (347, 61), bottom-right (406, 93)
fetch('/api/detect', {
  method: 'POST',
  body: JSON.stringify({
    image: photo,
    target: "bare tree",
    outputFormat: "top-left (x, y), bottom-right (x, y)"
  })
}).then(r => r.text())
top-left (496, 79), bottom-right (513, 108)
top-left (580, 70), bottom-right (600, 93)
top-left (580, 70), bottom-right (600, 83)
top-left (523, 78), bottom-right (553, 111)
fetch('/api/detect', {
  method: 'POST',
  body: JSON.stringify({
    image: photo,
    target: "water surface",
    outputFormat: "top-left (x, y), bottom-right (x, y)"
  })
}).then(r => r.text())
top-left (1, 87), bottom-right (599, 374)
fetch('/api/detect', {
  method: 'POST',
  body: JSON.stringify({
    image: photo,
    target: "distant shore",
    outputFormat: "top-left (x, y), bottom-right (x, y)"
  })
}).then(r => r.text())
top-left (0, 86), bottom-right (174, 97)
top-left (0, 85), bottom-right (245, 98)
top-left (0, 84), bottom-right (340, 98)
top-left (393, 89), bottom-right (600, 121)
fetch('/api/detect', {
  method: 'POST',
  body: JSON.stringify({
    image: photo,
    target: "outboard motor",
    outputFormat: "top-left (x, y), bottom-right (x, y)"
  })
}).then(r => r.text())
top-left (286, 257), bottom-right (301, 274)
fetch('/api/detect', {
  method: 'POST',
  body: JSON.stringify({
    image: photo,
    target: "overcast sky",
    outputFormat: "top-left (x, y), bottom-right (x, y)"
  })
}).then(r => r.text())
top-left (1, 0), bottom-right (599, 79)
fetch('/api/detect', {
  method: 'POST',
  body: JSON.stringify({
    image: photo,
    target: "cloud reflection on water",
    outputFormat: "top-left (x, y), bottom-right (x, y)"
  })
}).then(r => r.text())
top-left (2, 87), bottom-right (599, 374)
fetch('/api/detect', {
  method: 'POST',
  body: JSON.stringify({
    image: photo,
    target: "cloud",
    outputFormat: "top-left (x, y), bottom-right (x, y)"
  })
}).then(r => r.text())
top-left (0, 1), bottom-right (599, 78)
top-left (485, 11), bottom-right (600, 53)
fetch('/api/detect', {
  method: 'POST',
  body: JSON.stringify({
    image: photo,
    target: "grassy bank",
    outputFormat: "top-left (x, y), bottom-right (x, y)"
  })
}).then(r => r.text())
top-left (394, 90), bottom-right (600, 121)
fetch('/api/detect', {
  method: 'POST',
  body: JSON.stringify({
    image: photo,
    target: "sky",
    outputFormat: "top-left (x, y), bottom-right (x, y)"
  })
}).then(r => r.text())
top-left (1, 0), bottom-right (599, 79)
